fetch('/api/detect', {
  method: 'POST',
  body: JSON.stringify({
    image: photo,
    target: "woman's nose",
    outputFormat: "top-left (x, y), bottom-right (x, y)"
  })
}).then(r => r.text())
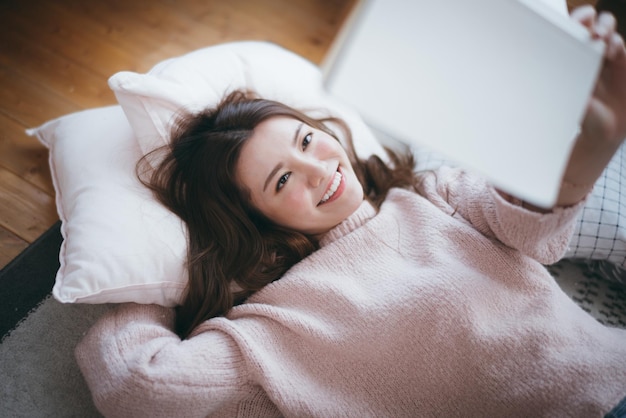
top-left (299, 158), bottom-right (326, 187)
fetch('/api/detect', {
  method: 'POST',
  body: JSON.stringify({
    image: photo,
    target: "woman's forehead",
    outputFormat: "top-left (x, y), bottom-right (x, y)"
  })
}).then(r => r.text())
top-left (237, 121), bottom-right (293, 190)
top-left (255, 116), bottom-right (302, 135)
top-left (243, 118), bottom-right (303, 158)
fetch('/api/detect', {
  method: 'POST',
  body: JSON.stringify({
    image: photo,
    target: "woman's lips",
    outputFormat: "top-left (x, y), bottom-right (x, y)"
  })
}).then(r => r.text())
top-left (318, 167), bottom-right (345, 205)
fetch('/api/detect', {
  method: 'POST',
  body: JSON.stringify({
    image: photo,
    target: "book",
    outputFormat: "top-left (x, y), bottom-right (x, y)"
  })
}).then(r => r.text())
top-left (323, 0), bottom-right (604, 207)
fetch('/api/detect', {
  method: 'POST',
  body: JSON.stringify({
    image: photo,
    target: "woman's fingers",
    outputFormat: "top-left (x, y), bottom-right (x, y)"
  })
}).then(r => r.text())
top-left (571, 6), bottom-right (617, 41)
top-left (571, 7), bottom-right (623, 61)
top-left (571, 4), bottom-right (597, 28)
top-left (594, 11), bottom-right (617, 39)
top-left (607, 31), bottom-right (626, 60)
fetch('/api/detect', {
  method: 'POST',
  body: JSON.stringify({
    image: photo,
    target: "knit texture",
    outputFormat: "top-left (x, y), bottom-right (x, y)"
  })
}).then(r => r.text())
top-left (76, 167), bottom-right (626, 417)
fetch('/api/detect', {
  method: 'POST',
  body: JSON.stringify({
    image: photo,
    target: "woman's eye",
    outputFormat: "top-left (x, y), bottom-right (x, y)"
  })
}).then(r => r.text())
top-left (302, 133), bottom-right (312, 150)
top-left (276, 172), bottom-right (291, 192)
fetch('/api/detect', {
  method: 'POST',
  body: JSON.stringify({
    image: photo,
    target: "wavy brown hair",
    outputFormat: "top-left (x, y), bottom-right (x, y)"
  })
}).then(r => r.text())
top-left (138, 90), bottom-right (421, 338)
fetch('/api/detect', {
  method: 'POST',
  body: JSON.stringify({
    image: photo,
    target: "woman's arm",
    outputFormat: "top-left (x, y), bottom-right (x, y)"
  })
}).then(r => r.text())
top-left (419, 167), bottom-right (584, 264)
top-left (75, 303), bottom-right (252, 418)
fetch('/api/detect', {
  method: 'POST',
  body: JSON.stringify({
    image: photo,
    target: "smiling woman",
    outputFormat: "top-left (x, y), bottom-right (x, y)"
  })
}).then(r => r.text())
top-left (138, 90), bottom-right (420, 338)
top-left (41, 1), bottom-right (626, 417)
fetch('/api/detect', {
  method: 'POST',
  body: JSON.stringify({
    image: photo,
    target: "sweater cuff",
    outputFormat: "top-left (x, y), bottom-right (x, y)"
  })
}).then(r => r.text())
top-left (488, 186), bottom-right (586, 264)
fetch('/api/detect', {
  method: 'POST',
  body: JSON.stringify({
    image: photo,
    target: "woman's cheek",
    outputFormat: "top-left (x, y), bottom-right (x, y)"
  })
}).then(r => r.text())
top-left (316, 136), bottom-right (337, 154)
top-left (285, 190), bottom-right (310, 213)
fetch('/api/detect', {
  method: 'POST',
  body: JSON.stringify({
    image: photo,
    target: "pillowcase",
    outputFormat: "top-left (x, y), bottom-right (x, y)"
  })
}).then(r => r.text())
top-left (29, 106), bottom-right (187, 306)
top-left (29, 41), bottom-right (385, 306)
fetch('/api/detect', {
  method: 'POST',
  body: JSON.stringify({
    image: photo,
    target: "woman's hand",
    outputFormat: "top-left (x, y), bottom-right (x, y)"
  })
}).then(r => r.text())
top-left (574, 5), bottom-right (626, 145)
top-left (556, 6), bottom-right (626, 207)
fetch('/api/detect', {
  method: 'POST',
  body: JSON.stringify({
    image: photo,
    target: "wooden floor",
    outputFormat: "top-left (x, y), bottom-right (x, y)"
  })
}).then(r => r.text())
top-left (0, 0), bottom-right (356, 269)
top-left (0, 0), bottom-right (603, 270)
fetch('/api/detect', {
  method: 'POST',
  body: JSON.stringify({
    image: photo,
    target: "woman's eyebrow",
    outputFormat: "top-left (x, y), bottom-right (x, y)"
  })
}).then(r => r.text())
top-left (262, 123), bottom-right (303, 192)
top-left (263, 163), bottom-right (284, 192)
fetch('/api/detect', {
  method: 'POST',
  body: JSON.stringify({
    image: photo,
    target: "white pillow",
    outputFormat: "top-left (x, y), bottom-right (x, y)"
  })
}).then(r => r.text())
top-left (28, 106), bottom-right (187, 306)
top-left (28, 41), bottom-right (385, 306)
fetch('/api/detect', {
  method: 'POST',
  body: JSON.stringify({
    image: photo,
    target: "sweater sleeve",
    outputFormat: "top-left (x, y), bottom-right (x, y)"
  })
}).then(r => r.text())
top-left (417, 166), bottom-right (585, 264)
top-left (75, 303), bottom-right (253, 418)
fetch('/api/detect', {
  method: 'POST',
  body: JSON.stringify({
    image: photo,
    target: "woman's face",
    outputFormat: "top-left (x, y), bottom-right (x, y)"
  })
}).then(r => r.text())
top-left (237, 116), bottom-right (364, 235)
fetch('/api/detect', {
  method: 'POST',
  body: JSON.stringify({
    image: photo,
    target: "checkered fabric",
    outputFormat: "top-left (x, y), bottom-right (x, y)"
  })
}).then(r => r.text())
top-left (565, 143), bottom-right (625, 270)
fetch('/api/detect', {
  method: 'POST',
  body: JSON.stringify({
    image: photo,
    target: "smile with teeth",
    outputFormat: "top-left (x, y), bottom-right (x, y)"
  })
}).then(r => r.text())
top-left (319, 170), bottom-right (342, 205)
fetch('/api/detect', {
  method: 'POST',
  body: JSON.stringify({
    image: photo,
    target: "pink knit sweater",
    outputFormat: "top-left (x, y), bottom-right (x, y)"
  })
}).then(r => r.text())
top-left (76, 167), bottom-right (626, 417)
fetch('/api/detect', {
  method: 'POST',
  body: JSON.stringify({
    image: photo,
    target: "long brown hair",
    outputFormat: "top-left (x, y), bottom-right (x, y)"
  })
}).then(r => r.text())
top-left (138, 90), bottom-right (421, 338)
